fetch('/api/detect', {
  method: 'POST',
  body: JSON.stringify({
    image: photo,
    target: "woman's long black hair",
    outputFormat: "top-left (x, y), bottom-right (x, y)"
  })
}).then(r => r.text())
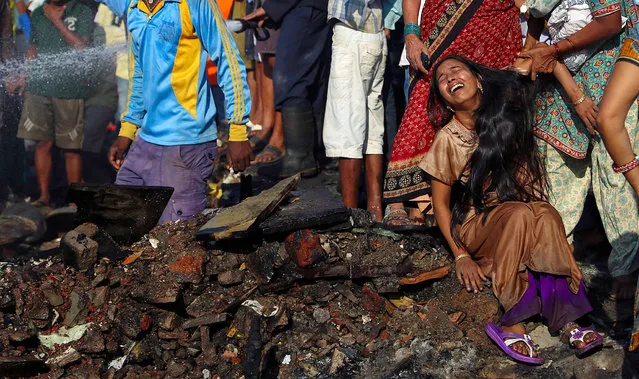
top-left (427, 55), bottom-right (548, 247)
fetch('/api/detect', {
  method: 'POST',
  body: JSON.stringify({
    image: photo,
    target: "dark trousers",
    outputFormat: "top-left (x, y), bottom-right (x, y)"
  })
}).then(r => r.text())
top-left (273, 6), bottom-right (331, 111)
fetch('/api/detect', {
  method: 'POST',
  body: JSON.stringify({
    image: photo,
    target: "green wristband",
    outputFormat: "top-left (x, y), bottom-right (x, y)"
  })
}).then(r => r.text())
top-left (403, 23), bottom-right (421, 39)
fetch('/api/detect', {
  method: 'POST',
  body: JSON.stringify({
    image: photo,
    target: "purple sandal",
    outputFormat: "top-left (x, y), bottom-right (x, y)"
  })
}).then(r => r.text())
top-left (485, 322), bottom-right (544, 365)
top-left (568, 326), bottom-right (603, 358)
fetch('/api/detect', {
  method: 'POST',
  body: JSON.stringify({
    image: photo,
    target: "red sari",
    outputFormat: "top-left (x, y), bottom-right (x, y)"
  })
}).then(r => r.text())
top-left (383, 0), bottom-right (521, 202)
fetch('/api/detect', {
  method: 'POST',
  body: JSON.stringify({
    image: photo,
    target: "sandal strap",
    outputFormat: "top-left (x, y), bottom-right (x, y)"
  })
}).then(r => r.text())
top-left (569, 327), bottom-right (598, 346)
top-left (385, 208), bottom-right (408, 218)
top-left (503, 334), bottom-right (536, 358)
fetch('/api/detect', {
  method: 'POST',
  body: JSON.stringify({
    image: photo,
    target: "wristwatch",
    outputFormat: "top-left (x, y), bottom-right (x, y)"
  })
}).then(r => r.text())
top-left (519, 2), bottom-right (529, 13)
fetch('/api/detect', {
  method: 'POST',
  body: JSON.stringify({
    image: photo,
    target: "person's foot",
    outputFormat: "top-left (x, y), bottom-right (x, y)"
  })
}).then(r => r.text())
top-left (560, 322), bottom-right (599, 350)
top-left (31, 198), bottom-right (49, 207)
top-left (367, 204), bottom-right (383, 222)
top-left (383, 208), bottom-right (423, 227)
top-left (502, 324), bottom-right (538, 358)
top-left (611, 275), bottom-right (637, 300)
top-left (252, 145), bottom-right (284, 164)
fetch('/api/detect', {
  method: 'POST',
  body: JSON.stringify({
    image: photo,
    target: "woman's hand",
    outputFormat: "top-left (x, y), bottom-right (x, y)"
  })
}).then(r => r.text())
top-left (405, 34), bottom-right (429, 74)
top-left (573, 96), bottom-right (599, 134)
top-left (455, 256), bottom-right (487, 293)
top-left (518, 42), bottom-right (559, 80)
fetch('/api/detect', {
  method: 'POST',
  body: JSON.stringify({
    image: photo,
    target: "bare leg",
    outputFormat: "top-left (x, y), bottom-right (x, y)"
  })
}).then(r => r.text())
top-left (253, 61), bottom-right (265, 127)
top-left (34, 140), bottom-right (53, 205)
top-left (247, 68), bottom-right (261, 125)
top-left (254, 112), bottom-right (285, 164)
top-left (598, 60), bottom-right (639, 195)
top-left (365, 154), bottom-right (383, 221)
top-left (64, 150), bottom-right (82, 185)
top-left (256, 54), bottom-right (276, 140)
top-left (339, 158), bottom-right (361, 208)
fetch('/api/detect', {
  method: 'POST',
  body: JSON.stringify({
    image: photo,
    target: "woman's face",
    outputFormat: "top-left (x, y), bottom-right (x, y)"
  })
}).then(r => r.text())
top-left (435, 59), bottom-right (482, 112)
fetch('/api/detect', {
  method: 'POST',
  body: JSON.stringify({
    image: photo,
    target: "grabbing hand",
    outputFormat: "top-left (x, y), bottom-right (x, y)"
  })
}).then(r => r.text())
top-left (455, 255), bottom-right (487, 293)
top-left (228, 140), bottom-right (253, 172)
top-left (572, 95), bottom-right (599, 135)
top-left (405, 34), bottom-right (429, 74)
top-left (518, 42), bottom-right (558, 80)
top-left (242, 7), bottom-right (269, 27)
top-left (43, 3), bottom-right (64, 23)
top-left (108, 136), bottom-right (133, 170)
top-left (4, 75), bottom-right (25, 96)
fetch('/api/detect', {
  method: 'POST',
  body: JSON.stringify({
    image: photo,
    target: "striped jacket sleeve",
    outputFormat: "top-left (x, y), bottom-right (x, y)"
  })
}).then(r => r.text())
top-left (189, 0), bottom-right (251, 126)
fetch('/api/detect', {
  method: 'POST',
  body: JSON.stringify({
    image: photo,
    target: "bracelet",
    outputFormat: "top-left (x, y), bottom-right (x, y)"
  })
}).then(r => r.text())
top-left (403, 23), bottom-right (421, 39)
top-left (455, 253), bottom-right (471, 262)
top-left (573, 94), bottom-right (586, 105)
top-left (612, 155), bottom-right (639, 173)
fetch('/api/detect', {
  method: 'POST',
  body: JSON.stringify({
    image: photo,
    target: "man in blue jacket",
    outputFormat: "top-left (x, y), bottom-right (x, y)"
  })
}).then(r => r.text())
top-left (103, 0), bottom-right (253, 223)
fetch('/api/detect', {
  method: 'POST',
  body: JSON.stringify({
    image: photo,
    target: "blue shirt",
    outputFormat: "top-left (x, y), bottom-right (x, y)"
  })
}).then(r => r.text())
top-left (100, 0), bottom-right (251, 146)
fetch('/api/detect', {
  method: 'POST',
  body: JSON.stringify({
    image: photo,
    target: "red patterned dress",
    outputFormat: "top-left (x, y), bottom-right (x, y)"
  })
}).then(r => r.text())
top-left (383, 0), bottom-right (521, 202)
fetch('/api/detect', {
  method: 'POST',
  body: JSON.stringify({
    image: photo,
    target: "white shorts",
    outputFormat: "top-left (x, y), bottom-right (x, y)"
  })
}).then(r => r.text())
top-left (323, 23), bottom-right (387, 159)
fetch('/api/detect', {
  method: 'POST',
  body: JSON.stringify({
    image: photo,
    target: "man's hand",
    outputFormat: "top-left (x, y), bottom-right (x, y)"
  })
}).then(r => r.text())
top-left (228, 141), bottom-right (253, 172)
top-left (43, 3), bottom-right (64, 24)
top-left (4, 75), bottom-right (25, 96)
top-left (108, 136), bottom-right (133, 170)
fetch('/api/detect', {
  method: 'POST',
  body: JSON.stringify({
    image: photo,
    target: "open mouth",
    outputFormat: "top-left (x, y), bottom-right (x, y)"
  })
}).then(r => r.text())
top-left (450, 83), bottom-right (464, 94)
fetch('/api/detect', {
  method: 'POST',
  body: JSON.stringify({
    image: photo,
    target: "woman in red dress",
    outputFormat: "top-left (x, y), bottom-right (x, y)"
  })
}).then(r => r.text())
top-left (382, 0), bottom-right (523, 228)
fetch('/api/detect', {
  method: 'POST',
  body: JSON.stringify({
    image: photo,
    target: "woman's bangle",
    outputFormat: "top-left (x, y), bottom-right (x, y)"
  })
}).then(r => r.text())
top-left (455, 253), bottom-right (471, 262)
top-left (404, 23), bottom-right (421, 39)
top-left (612, 155), bottom-right (639, 173)
top-left (573, 94), bottom-right (586, 105)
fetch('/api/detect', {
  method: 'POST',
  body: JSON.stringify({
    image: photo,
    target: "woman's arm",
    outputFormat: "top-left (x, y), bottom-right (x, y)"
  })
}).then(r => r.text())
top-left (520, 12), bottom-right (622, 79)
top-left (403, 0), bottom-right (429, 73)
top-left (597, 60), bottom-right (639, 194)
top-left (553, 63), bottom-right (599, 133)
top-left (431, 179), bottom-right (487, 292)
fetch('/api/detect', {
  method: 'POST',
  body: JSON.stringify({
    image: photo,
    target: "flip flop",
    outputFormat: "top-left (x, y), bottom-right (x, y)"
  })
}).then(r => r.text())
top-left (485, 322), bottom-right (544, 365)
top-left (568, 326), bottom-right (603, 358)
top-left (253, 145), bottom-right (284, 165)
top-left (381, 209), bottom-right (429, 233)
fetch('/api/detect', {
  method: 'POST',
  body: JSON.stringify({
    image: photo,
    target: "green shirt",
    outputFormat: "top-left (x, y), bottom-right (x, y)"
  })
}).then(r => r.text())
top-left (85, 25), bottom-right (118, 110)
top-left (26, 1), bottom-right (94, 99)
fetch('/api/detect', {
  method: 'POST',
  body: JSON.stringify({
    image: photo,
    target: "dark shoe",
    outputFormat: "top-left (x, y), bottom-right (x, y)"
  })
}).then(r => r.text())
top-left (258, 106), bottom-right (318, 178)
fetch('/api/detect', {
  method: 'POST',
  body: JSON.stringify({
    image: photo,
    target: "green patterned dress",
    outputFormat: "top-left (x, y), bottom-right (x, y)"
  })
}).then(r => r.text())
top-left (534, 0), bottom-right (639, 310)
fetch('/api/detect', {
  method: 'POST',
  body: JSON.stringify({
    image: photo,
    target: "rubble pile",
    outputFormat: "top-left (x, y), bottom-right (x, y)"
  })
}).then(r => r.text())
top-left (0, 178), bottom-right (635, 378)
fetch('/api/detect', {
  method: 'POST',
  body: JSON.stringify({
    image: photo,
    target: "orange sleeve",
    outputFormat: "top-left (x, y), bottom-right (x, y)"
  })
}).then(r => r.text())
top-left (206, 0), bottom-right (235, 86)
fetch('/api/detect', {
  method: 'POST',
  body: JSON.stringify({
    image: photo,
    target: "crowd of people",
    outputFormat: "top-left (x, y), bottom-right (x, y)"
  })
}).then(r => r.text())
top-left (0, 0), bottom-right (638, 365)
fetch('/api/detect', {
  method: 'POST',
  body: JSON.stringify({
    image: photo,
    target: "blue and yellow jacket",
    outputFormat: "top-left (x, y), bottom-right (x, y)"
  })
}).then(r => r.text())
top-left (101, 0), bottom-right (250, 145)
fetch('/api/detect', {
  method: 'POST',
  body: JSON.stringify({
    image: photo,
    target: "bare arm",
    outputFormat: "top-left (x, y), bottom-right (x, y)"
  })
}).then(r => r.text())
top-left (431, 179), bottom-right (487, 292)
top-left (0, 0), bottom-right (13, 61)
top-left (598, 60), bottom-right (639, 194)
top-left (44, 3), bottom-right (88, 49)
top-left (403, 0), bottom-right (429, 73)
top-left (431, 179), bottom-right (462, 256)
top-left (553, 62), bottom-right (599, 133)
top-left (520, 12), bottom-right (622, 79)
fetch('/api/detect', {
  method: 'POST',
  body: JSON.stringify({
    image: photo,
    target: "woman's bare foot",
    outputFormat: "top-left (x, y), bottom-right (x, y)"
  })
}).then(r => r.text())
top-left (611, 274), bottom-right (637, 300)
top-left (502, 324), bottom-right (538, 358)
top-left (560, 322), bottom-right (599, 350)
top-left (368, 204), bottom-right (383, 222)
